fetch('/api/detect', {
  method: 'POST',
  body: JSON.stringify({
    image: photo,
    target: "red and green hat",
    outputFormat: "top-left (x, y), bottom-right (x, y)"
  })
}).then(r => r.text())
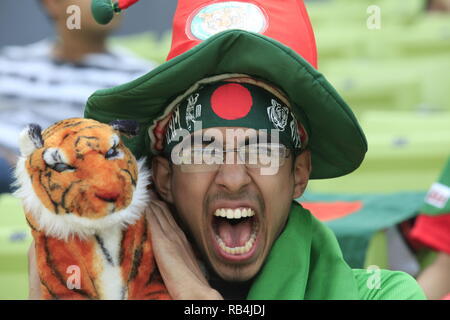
top-left (86, 0), bottom-right (368, 179)
top-left (421, 157), bottom-right (450, 215)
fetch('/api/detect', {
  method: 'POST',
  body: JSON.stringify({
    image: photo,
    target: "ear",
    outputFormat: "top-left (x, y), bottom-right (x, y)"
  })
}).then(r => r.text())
top-left (151, 156), bottom-right (174, 203)
top-left (292, 149), bottom-right (312, 199)
top-left (109, 120), bottom-right (139, 137)
top-left (19, 124), bottom-right (43, 157)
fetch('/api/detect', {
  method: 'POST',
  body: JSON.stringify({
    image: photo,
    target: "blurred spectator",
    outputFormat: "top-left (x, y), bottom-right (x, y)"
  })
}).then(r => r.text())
top-left (426, 0), bottom-right (450, 11)
top-left (0, 0), bottom-right (156, 193)
top-left (410, 157), bottom-right (450, 300)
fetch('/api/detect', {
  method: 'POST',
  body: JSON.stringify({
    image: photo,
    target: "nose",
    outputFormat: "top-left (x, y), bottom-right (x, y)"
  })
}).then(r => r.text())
top-left (214, 163), bottom-right (252, 193)
top-left (95, 191), bottom-right (120, 203)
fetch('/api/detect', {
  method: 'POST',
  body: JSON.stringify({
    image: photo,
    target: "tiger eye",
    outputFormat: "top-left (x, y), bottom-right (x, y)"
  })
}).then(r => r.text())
top-left (52, 163), bottom-right (75, 173)
top-left (105, 147), bottom-right (119, 159)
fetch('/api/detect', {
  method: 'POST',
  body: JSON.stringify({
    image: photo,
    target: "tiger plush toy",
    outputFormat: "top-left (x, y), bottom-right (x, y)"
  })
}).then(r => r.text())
top-left (13, 118), bottom-right (170, 300)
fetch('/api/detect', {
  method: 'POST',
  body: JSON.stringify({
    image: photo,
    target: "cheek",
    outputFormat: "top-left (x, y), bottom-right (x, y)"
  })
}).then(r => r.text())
top-left (256, 168), bottom-right (295, 209)
top-left (171, 172), bottom-right (213, 234)
top-left (253, 171), bottom-right (294, 238)
top-left (171, 170), bottom-right (213, 204)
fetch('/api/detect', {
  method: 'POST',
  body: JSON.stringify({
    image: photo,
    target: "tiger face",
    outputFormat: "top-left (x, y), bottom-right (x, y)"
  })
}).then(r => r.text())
top-left (14, 118), bottom-right (150, 240)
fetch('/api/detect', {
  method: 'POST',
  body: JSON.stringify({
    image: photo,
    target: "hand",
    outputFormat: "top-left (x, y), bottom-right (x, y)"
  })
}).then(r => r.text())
top-left (145, 200), bottom-right (223, 300)
top-left (28, 241), bottom-right (42, 299)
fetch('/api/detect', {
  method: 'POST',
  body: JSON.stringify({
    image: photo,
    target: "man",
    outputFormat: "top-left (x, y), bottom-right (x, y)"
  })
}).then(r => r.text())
top-left (413, 5), bottom-right (450, 300)
top-left (0, 0), bottom-right (155, 193)
top-left (410, 157), bottom-right (450, 300)
top-left (28, 0), bottom-right (425, 299)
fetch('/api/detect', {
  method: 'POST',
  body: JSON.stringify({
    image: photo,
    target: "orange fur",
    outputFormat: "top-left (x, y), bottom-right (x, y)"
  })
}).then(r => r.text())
top-left (28, 214), bottom-right (169, 300)
top-left (25, 119), bottom-right (137, 217)
top-left (18, 118), bottom-right (170, 300)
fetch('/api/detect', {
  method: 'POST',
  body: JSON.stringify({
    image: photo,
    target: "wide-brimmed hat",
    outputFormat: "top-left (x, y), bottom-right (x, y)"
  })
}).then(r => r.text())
top-left (85, 0), bottom-right (367, 179)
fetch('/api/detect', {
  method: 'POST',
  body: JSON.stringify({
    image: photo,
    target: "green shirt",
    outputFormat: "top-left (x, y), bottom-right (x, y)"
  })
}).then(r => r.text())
top-left (247, 201), bottom-right (425, 300)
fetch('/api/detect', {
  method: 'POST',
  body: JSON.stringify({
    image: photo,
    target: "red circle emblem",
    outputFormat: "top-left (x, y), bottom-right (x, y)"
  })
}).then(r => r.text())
top-left (210, 83), bottom-right (253, 120)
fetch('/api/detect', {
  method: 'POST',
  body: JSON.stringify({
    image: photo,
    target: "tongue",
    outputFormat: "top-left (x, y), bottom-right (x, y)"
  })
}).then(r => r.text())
top-left (217, 218), bottom-right (253, 248)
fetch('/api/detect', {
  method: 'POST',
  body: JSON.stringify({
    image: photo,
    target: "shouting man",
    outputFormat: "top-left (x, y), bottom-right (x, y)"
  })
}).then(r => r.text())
top-left (29, 0), bottom-right (426, 299)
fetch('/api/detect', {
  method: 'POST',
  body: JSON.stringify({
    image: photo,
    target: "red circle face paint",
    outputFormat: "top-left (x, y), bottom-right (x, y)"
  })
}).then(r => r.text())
top-left (210, 83), bottom-right (253, 120)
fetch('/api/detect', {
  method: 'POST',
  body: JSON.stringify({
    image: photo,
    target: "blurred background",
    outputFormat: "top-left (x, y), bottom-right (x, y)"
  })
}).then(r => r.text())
top-left (0, 0), bottom-right (449, 299)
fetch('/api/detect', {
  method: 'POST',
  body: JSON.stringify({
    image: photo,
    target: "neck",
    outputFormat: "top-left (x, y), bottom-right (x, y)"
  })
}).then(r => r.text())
top-left (209, 277), bottom-right (253, 300)
top-left (52, 26), bottom-right (108, 63)
top-left (203, 263), bottom-right (253, 300)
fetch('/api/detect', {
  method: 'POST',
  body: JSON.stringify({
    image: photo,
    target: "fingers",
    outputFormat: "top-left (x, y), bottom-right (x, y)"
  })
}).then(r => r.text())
top-left (150, 200), bottom-right (181, 231)
top-left (144, 201), bottom-right (212, 295)
top-left (148, 201), bottom-right (197, 260)
top-left (147, 184), bottom-right (160, 201)
top-left (146, 201), bottom-right (197, 269)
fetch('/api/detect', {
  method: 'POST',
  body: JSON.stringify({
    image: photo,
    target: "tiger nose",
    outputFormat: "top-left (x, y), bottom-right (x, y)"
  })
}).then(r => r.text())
top-left (95, 191), bottom-right (120, 203)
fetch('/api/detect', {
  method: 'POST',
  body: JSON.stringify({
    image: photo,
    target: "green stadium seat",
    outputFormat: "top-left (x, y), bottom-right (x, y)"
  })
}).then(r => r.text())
top-left (308, 111), bottom-right (450, 194)
top-left (0, 194), bottom-right (32, 300)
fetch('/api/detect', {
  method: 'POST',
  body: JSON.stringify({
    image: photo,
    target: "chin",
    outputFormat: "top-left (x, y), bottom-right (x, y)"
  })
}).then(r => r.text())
top-left (212, 260), bottom-right (261, 282)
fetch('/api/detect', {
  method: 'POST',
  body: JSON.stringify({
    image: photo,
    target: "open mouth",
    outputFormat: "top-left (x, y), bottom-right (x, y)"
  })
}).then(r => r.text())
top-left (211, 207), bottom-right (260, 260)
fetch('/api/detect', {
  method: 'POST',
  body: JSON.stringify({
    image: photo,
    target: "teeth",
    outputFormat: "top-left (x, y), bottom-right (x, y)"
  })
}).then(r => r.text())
top-left (213, 207), bottom-right (259, 255)
top-left (213, 208), bottom-right (255, 219)
top-left (215, 224), bottom-right (259, 255)
top-left (216, 221), bottom-right (259, 255)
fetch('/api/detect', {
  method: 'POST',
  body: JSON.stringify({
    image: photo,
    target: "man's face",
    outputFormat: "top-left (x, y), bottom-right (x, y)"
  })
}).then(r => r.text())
top-left (153, 127), bottom-right (310, 282)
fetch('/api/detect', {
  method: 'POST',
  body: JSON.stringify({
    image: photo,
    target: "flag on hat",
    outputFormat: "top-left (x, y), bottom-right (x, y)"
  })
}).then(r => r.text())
top-left (167, 0), bottom-right (317, 68)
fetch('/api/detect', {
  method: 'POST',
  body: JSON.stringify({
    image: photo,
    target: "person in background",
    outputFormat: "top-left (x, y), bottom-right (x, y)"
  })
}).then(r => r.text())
top-left (412, 0), bottom-right (450, 300)
top-left (410, 158), bottom-right (450, 300)
top-left (426, 0), bottom-right (450, 11)
top-left (0, 0), bottom-right (156, 193)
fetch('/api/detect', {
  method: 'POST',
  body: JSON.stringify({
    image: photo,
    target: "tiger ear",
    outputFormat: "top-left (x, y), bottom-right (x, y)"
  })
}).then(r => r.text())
top-left (19, 124), bottom-right (43, 157)
top-left (109, 120), bottom-right (140, 137)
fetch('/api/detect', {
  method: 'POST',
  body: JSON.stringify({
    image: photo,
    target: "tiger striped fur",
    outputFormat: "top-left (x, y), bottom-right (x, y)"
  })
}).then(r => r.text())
top-left (14, 118), bottom-right (170, 300)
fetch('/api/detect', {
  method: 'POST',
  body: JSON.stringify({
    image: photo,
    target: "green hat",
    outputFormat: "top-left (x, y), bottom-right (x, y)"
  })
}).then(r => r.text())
top-left (421, 157), bottom-right (450, 215)
top-left (85, 0), bottom-right (367, 179)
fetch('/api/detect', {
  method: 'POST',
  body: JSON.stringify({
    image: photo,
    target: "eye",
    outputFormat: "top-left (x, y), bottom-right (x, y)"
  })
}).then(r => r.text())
top-left (105, 146), bottom-right (120, 159)
top-left (43, 148), bottom-right (75, 172)
top-left (51, 163), bottom-right (75, 173)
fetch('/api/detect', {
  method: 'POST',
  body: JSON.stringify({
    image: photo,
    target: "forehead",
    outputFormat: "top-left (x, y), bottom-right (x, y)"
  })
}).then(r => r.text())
top-left (184, 127), bottom-right (277, 148)
top-left (189, 127), bottom-right (272, 140)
